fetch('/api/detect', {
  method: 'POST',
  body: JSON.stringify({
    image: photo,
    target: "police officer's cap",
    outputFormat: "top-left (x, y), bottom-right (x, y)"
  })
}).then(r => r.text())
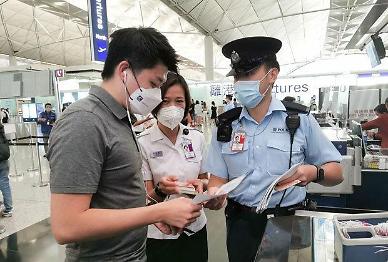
top-left (222, 36), bottom-right (282, 77)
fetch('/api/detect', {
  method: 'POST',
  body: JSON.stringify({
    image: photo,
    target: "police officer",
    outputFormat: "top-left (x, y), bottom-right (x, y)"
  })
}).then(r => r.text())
top-left (203, 36), bottom-right (343, 262)
top-left (38, 103), bottom-right (56, 153)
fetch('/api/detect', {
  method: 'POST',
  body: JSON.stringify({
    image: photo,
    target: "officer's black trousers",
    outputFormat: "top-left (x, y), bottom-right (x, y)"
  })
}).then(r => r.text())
top-left (146, 226), bottom-right (208, 262)
top-left (225, 203), bottom-right (268, 262)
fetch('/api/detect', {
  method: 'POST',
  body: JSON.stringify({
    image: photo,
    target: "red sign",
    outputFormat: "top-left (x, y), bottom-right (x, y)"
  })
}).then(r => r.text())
top-left (55, 69), bottom-right (65, 78)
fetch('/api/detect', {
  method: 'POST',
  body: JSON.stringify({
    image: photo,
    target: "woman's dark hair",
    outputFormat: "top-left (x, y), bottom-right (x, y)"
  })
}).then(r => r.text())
top-left (211, 101), bottom-right (215, 106)
top-left (374, 104), bottom-right (387, 114)
top-left (152, 72), bottom-right (191, 118)
top-left (101, 27), bottom-right (178, 79)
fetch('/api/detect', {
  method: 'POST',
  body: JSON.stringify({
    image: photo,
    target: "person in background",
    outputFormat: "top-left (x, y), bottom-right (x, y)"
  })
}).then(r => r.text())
top-left (233, 98), bottom-right (239, 108)
top-left (362, 103), bottom-right (388, 148)
top-left (194, 100), bottom-right (203, 126)
top-left (0, 108), bottom-right (9, 124)
top-left (310, 95), bottom-right (317, 111)
top-left (224, 94), bottom-right (235, 112)
top-left (48, 27), bottom-right (201, 261)
top-left (202, 101), bottom-right (208, 125)
top-left (189, 99), bottom-right (195, 123)
top-left (138, 72), bottom-right (208, 262)
top-left (38, 103), bottom-right (56, 154)
top-left (385, 97), bottom-right (388, 111)
top-left (0, 123), bottom-right (12, 217)
top-left (210, 101), bottom-right (217, 125)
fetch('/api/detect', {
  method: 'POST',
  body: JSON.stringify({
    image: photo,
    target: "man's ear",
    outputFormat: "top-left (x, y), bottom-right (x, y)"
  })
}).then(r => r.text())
top-left (269, 67), bottom-right (279, 84)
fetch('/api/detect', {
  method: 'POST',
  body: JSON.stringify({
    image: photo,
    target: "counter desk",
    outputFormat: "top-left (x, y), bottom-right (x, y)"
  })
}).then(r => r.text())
top-left (254, 210), bottom-right (388, 262)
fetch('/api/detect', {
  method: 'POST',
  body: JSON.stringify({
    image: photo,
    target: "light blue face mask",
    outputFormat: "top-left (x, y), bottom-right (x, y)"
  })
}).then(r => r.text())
top-left (234, 69), bottom-right (273, 109)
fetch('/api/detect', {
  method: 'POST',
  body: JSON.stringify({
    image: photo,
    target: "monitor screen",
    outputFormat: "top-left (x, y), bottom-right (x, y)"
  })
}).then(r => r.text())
top-left (351, 120), bottom-right (362, 137)
top-left (366, 39), bottom-right (381, 68)
top-left (351, 120), bottom-right (367, 156)
top-left (22, 103), bottom-right (39, 122)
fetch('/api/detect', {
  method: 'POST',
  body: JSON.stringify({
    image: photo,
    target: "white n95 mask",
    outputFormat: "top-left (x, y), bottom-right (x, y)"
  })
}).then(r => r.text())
top-left (157, 106), bottom-right (184, 130)
top-left (129, 87), bottom-right (162, 115)
top-left (122, 69), bottom-right (162, 116)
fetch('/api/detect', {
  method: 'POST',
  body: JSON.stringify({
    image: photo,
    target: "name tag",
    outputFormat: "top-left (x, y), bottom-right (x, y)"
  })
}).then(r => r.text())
top-left (231, 132), bottom-right (246, 151)
top-left (181, 140), bottom-right (196, 159)
top-left (151, 151), bottom-right (163, 158)
top-left (272, 127), bottom-right (288, 133)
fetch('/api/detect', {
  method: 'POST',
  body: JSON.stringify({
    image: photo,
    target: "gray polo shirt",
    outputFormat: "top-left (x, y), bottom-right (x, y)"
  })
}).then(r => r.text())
top-left (48, 86), bottom-right (147, 261)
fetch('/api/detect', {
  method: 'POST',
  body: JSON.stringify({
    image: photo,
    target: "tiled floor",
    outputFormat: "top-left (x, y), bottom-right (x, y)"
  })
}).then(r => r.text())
top-left (0, 123), bottom-right (230, 261)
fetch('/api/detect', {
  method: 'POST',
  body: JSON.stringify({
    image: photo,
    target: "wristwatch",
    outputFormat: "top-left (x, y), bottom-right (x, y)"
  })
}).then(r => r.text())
top-left (313, 165), bottom-right (325, 183)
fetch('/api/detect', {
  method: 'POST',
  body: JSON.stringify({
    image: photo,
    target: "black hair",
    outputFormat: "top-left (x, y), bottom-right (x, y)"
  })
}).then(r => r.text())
top-left (45, 103), bottom-right (52, 108)
top-left (211, 101), bottom-right (215, 105)
top-left (101, 27), bottom-right (178, 79)
top-left (235, 57), bottom-right (280, 79)
top-left (226, 95), bottom-right (233, 100)
top-left (196, 100), bottom-right (199, 104)
top-left (374, 104), bottom-right (387, 114)
top-left (385, 97), bottom-right (388, 104)
top-left (151, 72), bottom-right (191, 119)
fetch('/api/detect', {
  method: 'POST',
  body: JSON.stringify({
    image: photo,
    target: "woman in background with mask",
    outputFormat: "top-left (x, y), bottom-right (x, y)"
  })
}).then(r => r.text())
top-left (137, 72), bottom-right (208, 262)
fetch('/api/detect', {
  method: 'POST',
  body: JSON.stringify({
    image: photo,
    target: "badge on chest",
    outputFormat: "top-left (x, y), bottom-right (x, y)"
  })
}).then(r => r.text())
top-left (181, 139), bottom-right (196, 159)
top-left (150, 151), bottom-right (163, 158)
top-left (231, 131), bottom-right (246, 151)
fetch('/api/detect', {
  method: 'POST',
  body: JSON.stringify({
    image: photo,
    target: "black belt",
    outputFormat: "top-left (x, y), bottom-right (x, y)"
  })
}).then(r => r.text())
top-left (227, 199), bottom-right (305, 217)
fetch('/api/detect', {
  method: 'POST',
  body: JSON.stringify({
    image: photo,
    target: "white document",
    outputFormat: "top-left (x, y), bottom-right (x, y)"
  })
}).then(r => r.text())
top-left (192, 174), bottom-right (247, 204)
top-left (256, 163), bottom-right (302, 213)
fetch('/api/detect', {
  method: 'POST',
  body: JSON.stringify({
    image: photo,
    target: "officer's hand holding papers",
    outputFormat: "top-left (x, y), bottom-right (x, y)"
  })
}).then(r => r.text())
top-left (256, 163), bottom-right (302, 213)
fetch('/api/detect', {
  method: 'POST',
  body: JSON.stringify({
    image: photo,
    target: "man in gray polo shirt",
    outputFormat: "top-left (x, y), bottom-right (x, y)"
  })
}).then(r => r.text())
top-left (48, 27), bottom-right (202, 261)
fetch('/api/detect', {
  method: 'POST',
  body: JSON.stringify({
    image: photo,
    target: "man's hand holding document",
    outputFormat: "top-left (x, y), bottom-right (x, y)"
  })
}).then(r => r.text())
top-left (192, 175), bottom-right (247, 205)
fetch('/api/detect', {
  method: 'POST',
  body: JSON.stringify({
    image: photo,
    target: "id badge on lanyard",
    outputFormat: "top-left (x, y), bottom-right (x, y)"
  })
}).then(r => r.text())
top-left (231, 129), bottom-right (246, 152)
top-left (181, 139), bottom-right (196, 159)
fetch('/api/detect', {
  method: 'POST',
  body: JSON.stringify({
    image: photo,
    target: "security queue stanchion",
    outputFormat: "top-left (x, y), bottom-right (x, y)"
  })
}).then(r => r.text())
top-left (26, 123), bottom-right (38, 173)
top-left (9, 144), bottom-right (22, 177)
top-left (33, 140), bottom-right (48, 187)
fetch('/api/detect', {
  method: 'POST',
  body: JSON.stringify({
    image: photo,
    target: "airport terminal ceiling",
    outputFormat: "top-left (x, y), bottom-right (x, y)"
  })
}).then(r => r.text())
top-left (0, 0), bottom-right (387, 80)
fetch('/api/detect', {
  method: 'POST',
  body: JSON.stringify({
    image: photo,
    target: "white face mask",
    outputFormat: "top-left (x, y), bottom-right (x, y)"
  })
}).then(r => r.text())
top-left (123, 70), bottom-right (162, 116)
top-left (157, 106), bottom-right (185, 130)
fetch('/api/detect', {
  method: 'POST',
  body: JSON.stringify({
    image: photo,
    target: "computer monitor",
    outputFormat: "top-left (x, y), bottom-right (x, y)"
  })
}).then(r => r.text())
top-left (351, 120), bottom-right (367, 156)
top-left (22, 103), bottom-right (37, 122)
top-left (351, 120), bottom-right (361, 137)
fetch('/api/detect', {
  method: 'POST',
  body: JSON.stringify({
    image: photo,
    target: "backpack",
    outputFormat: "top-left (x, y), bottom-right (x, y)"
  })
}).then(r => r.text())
top-left (0, 124), bottom-right (10, 161)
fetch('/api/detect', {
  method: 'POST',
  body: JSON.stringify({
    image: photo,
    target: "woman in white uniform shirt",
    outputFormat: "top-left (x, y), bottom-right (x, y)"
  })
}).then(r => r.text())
top-left (138, 72), bottom-right (208, 262)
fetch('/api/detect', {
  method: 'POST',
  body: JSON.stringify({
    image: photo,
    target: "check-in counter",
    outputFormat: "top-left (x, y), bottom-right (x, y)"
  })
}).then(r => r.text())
top-left (254, 210), bottom-right (388, 262)
top-left (307, 126), bottom-right (361, 195)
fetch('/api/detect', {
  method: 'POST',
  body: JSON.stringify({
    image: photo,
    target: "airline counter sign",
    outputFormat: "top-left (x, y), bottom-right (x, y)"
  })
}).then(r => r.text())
top-left (88, 0), bottom-right (108, 62)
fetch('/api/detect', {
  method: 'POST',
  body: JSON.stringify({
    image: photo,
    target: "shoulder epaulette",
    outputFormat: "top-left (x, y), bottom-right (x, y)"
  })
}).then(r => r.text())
top-left (136, 132), bottom-right (151, 139)
top-left (186, 127), bottom-right (203, 134)
top-left (217, 107), bottom-right (242, 126)
top-left (281, 101), bottom-right (309, 114)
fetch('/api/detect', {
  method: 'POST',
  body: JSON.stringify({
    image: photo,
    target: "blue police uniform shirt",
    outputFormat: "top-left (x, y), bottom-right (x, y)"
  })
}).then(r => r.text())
top-left (39, 111), bottom-right (56, 134)
top-left (224, 102), bottom-right (235, 112)
top-left (204, 97), bottom-right (342, 208)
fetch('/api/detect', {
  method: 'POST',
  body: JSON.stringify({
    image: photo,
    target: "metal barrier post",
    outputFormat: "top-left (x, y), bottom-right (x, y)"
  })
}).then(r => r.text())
top-left (25, 124), bottom-right (38, 173)
top-left (33, 141), bottom-right (48, 187)
top-left (9, 145), bottom-right (22, 177)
